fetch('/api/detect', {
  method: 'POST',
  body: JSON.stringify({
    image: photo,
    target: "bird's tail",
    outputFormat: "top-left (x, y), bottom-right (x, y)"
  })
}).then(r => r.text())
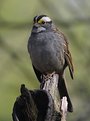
top-left (58, 76), bottom-right (73, 112)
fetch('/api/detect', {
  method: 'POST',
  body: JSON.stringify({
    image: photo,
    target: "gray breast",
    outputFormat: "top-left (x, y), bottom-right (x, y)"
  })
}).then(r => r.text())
top-left (28, 31), bottom-right (65, 73)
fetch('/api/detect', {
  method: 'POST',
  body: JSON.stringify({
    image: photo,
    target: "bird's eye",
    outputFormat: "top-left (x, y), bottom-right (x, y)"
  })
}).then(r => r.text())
top-left (38, 19), bottom-right (45, 24)
top-left (41, 21), bottom-right (45, 24)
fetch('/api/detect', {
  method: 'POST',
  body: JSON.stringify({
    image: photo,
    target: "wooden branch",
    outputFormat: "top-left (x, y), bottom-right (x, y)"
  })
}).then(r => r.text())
top-left (42, 74), bottom-right (60, 113)
top-left (12, 85), bottom-right (55, 121)
top-left (41, 74), bottom-right (68, 121)
top-left (12, 74), bottom-right (69, 121)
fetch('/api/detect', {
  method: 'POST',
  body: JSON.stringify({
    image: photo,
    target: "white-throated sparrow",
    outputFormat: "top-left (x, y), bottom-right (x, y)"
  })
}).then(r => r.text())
top-left (28, 15), bottom-right (74, 112)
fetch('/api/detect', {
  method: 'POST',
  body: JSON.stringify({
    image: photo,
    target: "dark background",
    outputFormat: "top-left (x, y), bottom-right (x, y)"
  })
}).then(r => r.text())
top-left (0, 0), bottom-right (90, 121)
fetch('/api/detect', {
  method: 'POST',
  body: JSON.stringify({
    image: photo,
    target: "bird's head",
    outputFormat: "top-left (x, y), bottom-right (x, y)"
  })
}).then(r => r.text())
top-left (32, 15), bottom-right (52, 33)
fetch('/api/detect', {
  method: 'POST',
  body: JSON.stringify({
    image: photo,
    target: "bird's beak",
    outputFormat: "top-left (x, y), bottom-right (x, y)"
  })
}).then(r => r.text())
top-left (32, 23), bottom-right (46, 33)
top-left (31, 23), bottom-right (39, 33)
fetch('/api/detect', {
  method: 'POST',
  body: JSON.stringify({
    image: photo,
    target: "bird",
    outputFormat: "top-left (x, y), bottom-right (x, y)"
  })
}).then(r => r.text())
top-left (28, 15), bottom-right (74, 112)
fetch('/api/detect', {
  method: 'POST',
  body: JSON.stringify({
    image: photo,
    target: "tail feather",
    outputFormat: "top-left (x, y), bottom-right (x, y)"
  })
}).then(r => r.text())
top-left (58, 76), bottom-right (73, 112)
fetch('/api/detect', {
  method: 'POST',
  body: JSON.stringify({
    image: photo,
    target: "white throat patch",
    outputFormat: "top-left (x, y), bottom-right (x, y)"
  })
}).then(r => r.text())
top-left (41, 17), bottom-right (51, 22)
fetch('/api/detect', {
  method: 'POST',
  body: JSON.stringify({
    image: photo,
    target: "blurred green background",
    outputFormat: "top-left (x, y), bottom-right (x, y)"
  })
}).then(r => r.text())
top-left (0, 0), bottom-right (90, 121)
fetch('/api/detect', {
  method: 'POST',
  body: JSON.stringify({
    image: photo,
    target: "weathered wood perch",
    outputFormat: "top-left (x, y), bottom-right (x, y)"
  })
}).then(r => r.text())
top-left (12, 74), bottom-right (68, 121)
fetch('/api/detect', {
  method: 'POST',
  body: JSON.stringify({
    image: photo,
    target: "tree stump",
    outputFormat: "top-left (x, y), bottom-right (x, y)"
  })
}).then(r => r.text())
top-left (12, 74), bottom-right (68, 121)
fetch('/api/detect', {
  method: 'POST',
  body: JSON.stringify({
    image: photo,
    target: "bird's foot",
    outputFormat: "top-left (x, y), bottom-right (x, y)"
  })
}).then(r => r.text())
top-left (43, 72), bottom-right (55, 82)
